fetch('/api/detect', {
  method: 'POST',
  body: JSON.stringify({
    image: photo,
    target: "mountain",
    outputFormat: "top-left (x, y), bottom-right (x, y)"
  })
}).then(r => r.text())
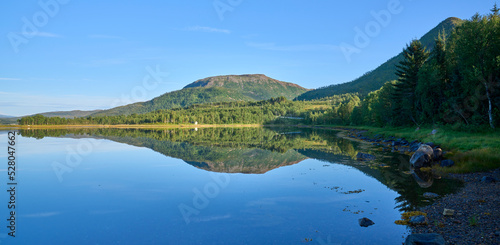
top-left (295, 17), bottom-right (464, 101)
top-left (91, 74), bottom-right (309, 116)
top-left (184, 74), bottom-right (308, 101)
top-left (0, 114), bottom-right (14, 118)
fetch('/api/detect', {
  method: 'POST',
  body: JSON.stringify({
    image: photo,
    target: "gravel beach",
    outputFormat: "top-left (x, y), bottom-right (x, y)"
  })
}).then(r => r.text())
top-left (411, 169), bottom-right (500, 245)
top-left (339, 128), bottom-right (500, 244)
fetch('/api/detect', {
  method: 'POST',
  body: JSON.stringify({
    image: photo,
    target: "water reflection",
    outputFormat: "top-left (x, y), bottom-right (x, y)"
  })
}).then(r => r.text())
top-left (18, 127), bottom-right (462, 212)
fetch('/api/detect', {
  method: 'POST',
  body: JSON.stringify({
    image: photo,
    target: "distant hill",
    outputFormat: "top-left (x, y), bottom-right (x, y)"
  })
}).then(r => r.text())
top-left (38, 110), bottom-right (102, 118)
top-left (91, 74), bottom-right (309, 116)
top-left (0, 110), bottom-right (101, 125)
top-left (0, 114), bottom-right (14, 118)
top-left (295, 17), bottom-right (463, 101)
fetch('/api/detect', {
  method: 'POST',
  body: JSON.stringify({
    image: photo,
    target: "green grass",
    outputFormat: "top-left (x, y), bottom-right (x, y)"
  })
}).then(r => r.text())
top-left (339, 126), bottom-right (500, 173)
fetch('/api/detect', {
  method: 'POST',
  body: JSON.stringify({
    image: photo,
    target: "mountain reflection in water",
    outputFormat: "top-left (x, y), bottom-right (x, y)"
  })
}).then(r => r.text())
top-left (20, 127), bottom-right (462, 212)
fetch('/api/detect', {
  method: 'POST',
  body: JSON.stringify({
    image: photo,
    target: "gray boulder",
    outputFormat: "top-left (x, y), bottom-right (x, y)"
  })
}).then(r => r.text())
top-left (405, 233), bottom-right (445, 245)
top-left (410, 144), bottom-right (434, 168)
top-left (433, 148), bottom-right (443, 160)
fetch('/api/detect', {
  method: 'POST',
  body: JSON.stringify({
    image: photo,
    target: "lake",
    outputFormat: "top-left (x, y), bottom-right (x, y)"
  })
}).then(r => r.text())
top-left (0, 127), bottom-right (461, 244)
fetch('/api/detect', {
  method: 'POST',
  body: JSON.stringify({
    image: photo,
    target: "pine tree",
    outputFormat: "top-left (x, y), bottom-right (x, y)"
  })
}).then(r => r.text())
top-left (491, 3), bottom-right (499, 15)
top-left (391, 40), bottom-right (429, 126)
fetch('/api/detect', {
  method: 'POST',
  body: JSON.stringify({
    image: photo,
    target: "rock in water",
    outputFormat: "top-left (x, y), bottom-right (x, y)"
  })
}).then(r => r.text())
top-left (356, 152), bottom-right (375, 161)
top-left (410, 144), bottom-right (434, 168)
top-left (423, 192), bottom-right (439, 199)
top-left (358, 217), bottom-right (375, 227)
top-left (405, 233), bottom-right (445, 245)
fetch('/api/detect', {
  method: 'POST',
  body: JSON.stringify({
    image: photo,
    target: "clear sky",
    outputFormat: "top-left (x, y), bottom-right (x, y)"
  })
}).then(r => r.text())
top-left (1, 0), bottom-right (497, 116)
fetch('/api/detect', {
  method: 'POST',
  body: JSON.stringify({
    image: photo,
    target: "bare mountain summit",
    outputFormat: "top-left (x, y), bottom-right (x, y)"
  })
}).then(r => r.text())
top-left (184, 74), bottom-right (309, 101)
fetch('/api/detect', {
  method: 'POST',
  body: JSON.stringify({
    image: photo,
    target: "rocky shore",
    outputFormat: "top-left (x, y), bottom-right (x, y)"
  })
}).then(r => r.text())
top-left (411, 169), bottom-right (500, 245)
top-left (340, 128), bottom-right (500, 245)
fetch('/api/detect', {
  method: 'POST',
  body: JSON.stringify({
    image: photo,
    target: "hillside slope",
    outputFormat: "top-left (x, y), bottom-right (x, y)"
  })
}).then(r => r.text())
top-left (91, 74), bottom-right (309, 116)
top-left (295, 17), bottom-right (463, 101)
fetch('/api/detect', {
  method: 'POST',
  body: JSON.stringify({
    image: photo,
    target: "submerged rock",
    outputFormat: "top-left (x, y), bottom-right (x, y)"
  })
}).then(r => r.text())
top-left (405, 233), bottom-right (445, 245)
top-left (358, 217), bottom-right (375, 227)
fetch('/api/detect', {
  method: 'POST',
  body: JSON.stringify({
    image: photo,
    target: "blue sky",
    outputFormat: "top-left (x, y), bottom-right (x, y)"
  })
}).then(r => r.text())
top-left (1, 0), bottom-right (497, 116)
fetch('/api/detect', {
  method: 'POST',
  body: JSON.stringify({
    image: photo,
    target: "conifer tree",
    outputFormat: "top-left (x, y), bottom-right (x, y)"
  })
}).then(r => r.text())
top-left (391, 40), bottom-right (429, 126)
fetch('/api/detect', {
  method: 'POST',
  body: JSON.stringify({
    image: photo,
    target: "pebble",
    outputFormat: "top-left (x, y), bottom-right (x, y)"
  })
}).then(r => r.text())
top-left (442, 208), bottom-right (454, 216)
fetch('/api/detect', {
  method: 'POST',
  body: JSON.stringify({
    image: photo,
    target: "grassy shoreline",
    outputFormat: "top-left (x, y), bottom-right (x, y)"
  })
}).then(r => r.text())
top-left (3, 123), bottom-right (499, 173)
top-left (332, 125), bottom-right (500, 173)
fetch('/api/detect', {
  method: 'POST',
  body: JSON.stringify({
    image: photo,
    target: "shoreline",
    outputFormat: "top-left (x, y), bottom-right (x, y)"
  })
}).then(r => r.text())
top-left (411, 169), bottom-right (500, 244)
top-left (337, 127), bottom-right (500, 244)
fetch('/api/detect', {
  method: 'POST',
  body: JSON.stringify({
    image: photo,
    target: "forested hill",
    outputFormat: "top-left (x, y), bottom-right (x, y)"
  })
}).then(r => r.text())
top-left (295, 17), bottom-right (463, 101)
top-left (90, 74), bottom-right (309, 117)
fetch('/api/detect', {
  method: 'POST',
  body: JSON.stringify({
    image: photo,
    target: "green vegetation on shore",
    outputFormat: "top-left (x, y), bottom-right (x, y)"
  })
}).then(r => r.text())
top-left (350, 126), bottom-right (500, 173)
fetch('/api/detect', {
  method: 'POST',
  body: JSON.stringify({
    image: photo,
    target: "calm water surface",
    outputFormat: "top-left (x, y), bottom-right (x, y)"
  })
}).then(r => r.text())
top-left (0, 128), bottom-right (460, 245)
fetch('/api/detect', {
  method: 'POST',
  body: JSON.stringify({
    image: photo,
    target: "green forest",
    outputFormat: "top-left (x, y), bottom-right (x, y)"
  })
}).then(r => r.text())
top-left (18, 9), bottom-right (500, 130)
top-left (350, 9), bottom-right (500, 129)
